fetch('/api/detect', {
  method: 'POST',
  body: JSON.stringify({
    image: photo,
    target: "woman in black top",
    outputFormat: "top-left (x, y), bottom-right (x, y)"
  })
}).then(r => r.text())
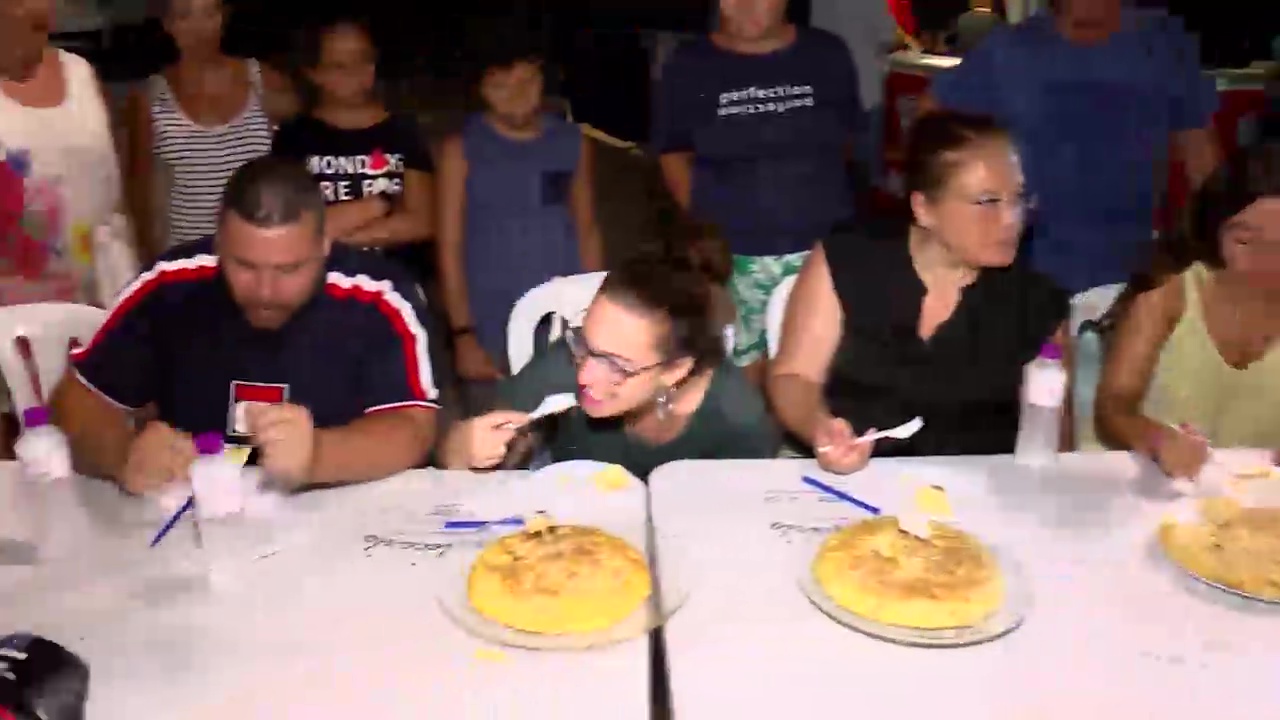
top-left (768, 111), bottom-right (1071, 474)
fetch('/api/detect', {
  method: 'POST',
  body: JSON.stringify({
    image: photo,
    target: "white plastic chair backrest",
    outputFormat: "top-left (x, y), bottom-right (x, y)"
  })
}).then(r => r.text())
top-left (507, 272), bottom-right (608, 373)
top-left (1069, 282), bottom-right (1125, 336)
top-left (1069, 283), bottom-right (1125, 450)
top-left (0, 303), bottom-right (107, 420)
top-left (92, 214), bottom-right (141, 306)
top-left (765, 274), bottom-right (799, 359)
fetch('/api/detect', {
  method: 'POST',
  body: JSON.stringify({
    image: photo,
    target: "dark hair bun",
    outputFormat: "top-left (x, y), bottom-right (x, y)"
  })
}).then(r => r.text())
top-left (600, 253), bottom-right (725, 372)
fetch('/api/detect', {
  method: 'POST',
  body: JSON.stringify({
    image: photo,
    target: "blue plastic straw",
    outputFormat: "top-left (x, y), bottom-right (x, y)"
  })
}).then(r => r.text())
top-left (801, 476), bottom-right (882, 515)
top-left (149, 496), bottom-right (194, 548)
top-left (442, 517), bottom-right (526, 531)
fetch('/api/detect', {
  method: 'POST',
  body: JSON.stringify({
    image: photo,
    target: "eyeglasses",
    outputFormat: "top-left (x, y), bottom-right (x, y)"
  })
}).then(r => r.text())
top-left (564, 326), bottom-right (664, 386)
top-left (963, 191), bottom-right (1037, 215)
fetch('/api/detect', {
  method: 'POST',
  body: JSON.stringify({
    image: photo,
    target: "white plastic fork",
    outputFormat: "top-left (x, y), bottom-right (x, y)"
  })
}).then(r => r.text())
top-left (816, 416), bottom-right (925, 453)
top-left (856, 416), bottom-right (925, 445)
top-left (498, 393), bottom-right (578, 430)
top-left (525, 393), bottom-right (577, 422)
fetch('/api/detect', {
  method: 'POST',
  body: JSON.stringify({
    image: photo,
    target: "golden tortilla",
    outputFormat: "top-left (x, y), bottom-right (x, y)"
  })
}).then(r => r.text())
top-left (813, 517), bottom-right (1003, 629)
top-left (468, 524), bottom-right (652, 634)
top-left (1159, 497), bottom-right (1280, 600)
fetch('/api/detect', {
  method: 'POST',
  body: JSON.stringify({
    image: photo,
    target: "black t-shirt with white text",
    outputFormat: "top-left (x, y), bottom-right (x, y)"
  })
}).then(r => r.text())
top-left (271, 114), bottom-right (436, 279)
top-left (271, 113), bottom-right (433, 205)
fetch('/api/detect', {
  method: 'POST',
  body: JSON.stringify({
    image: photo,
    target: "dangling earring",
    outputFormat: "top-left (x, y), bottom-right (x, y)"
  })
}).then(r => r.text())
top-left (654, 384), bottom-right (673, 420)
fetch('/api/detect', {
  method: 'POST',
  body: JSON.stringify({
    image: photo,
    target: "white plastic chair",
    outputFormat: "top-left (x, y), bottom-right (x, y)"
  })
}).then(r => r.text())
top-left (1069, 282), bottom-right (1125, 450)
top-left (92, 213), bottom-right (141, 306)
top-left (1069, 282), bottom-right (1125, 336)
top-left (507, 272), bottom-right (608, 374)
top-left (0, 303), bottom-right (106, 422)
top-left (765, 274), bottom-right (799, 360)
top-left (506, 271), bottom-right (740, 374)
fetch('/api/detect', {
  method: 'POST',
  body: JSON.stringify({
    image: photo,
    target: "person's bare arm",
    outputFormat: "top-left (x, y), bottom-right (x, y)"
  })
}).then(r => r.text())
top-left (256, 60), bottom-right (299, 123)
top-left (435, 135), bottom-right (474, 330)
top-left (766, 245), bottom-right (844, 444)
top-left (49, 372), bottom-right (137, 482)
top-left (570, 134), bottom-right (605, 271)
top-left (1173, 127), bottom-right (1221, 190)
top-left (342, 169), bottom-right (435, 247)
top-left (324, 196), bottom-right (390, 242)
top-left (308, 408), bottom-right (434, 486)
top-left (1094, 278), bottom-right (1184, 453)
top-left (84, 72), bottom-right (145, 262)
top-left (124, 87), bottom-right (161, 262)
top-left (658, 152), bottom-right (694, 210)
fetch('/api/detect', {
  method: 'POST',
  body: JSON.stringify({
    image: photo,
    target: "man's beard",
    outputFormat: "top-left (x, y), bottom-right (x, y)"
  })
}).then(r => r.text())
top-left (232, 271), bottom-right (325, 330)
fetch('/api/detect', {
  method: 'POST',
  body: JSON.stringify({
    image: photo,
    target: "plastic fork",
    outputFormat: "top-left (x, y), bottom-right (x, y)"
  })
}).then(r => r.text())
top-left (816, 417), bottom-right (925, 453)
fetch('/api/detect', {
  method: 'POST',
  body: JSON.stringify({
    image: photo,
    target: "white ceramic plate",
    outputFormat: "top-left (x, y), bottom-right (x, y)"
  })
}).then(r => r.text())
top-left (1173, 565), bottom-right (1280, 605)
top-left (798, 537), bottom-right (1029, 648)
top-left (460, 460), bottom-right (641, 527)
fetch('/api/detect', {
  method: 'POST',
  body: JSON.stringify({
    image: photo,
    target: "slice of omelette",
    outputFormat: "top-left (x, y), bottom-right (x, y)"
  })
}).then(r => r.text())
top-left (223, 445), bottom-right (252, 468)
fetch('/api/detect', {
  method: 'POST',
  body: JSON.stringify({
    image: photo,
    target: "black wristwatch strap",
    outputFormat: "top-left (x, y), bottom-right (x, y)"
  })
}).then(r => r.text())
top-left (451, 325), bottom-right (475, 337)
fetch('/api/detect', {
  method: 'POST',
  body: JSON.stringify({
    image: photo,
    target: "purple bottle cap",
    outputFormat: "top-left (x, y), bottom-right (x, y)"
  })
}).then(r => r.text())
top-left (21, 406), bottom-right (49, 428)
top-left (1039, 342), bottom-right (1063, 360)
top-left (194, 432), bottom-right (224, 455)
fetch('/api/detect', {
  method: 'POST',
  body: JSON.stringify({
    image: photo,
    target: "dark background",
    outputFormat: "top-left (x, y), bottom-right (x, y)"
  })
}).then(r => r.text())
top-left (87, 0), bottom-right (816, 77)
top-left (64, 0), bottom-right (1275, 142)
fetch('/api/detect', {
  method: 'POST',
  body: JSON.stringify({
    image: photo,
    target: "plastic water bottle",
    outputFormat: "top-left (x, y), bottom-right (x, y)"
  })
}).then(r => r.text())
top-left (7, 407), bottom-right (74, 563)
top-left (14, 407), bottom-right (72, 484)
top-left (188, 433), bottom-right (245, 520)
top-left (1014, 343), bottom-right (1068, 467)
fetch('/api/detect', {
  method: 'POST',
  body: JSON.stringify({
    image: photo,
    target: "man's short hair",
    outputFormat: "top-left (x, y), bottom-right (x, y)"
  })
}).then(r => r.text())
top-left (219, 157), bottom-right (325, 238)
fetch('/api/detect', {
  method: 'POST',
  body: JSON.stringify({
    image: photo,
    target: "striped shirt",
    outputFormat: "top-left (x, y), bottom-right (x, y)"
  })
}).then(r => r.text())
top-left (149, 60), bottom-right (273, 246)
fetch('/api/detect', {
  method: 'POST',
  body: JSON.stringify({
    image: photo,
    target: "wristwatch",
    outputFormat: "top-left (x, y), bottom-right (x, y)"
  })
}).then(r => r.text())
top-left (450, 325), bottom-right (475, 338)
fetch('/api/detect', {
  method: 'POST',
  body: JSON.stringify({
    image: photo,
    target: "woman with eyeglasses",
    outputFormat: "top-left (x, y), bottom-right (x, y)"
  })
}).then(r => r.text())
top-left (1095, 144), bottom-right (1280, 479)
top-left (767, 111), bottom-right (1071, 474)
top-left (438, 250), bottom-right (779, 478)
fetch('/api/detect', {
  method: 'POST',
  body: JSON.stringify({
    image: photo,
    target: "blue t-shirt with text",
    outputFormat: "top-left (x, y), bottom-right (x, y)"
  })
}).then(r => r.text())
top-left (931, 11), bottom-right (1217, 293)
top-left (653, 29), bottom-right (861, 257)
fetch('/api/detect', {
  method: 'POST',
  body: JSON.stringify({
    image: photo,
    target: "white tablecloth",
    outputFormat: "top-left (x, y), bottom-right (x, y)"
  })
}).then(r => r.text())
top-left (0, 466), bottom-right (651, 719)
top-left (649, 454), bottom-right (1280, 719)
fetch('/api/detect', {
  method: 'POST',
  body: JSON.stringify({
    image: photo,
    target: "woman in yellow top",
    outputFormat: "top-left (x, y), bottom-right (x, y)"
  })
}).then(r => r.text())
top-left (1096, 143), bottom-right (1280, 479)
